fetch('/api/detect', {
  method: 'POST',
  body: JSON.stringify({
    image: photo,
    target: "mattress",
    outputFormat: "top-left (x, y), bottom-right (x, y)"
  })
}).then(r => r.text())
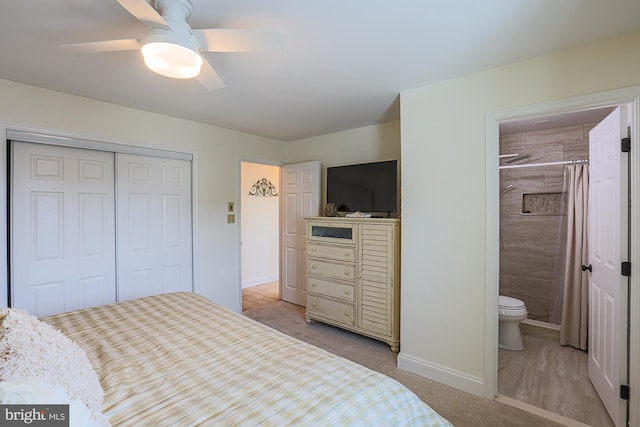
top-left (43, 292), bottom-right (451, 426)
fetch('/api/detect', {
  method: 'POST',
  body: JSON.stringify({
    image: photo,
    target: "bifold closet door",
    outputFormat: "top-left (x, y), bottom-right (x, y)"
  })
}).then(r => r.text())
top-left (11, 142), bottom-right (116, 317)
top-left (116, 154), bottom-right (193, 301)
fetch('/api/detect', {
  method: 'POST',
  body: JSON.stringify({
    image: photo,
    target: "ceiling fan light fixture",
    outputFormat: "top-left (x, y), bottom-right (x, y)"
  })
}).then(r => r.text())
top-left (141, 41), bottom-right (202, 79)
top-left (141, 28), bottom-right (203, 79)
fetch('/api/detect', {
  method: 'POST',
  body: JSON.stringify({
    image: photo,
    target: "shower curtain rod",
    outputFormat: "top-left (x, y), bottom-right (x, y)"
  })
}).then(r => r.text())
top-left (499, 159), bottom-right (588, 170)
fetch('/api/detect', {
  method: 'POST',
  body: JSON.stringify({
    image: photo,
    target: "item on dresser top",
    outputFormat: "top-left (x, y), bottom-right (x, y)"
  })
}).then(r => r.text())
top-left (323, 202), bottom-right (338, 217)
top-left (345, 211), bottom-right (371, 218)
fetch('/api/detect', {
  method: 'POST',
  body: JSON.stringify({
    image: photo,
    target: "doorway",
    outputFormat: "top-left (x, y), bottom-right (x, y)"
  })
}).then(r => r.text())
top-left (240, 161), bottom-right (281, 311)
top-left (485, 87), bottom-right (640, 427)
top-left (238, 159), bottom-right (321, 311)
top-left (496, 107), bottom-right (616, 425)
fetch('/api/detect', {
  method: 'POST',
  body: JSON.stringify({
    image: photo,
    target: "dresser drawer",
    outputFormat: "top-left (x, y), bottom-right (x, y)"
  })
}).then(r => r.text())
top-left (307, 243), bottom-right (355, 262)
top-left (308, 221), bottom-right (357, 245)
top-left (307, 258), bottom-right (356, 282)
top-left (307, 275), bottom-right (355, 302)
top-left (307, 295), bottom-right (355, 326)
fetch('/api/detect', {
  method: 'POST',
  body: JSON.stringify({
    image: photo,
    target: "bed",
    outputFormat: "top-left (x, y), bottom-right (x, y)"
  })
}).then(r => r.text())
top-left (1, 292), bottom-right (451, 426)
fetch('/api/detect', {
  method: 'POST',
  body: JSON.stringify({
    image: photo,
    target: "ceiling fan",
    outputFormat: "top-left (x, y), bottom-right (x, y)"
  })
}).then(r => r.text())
top-left (62, 0), bottom-right (284, 90)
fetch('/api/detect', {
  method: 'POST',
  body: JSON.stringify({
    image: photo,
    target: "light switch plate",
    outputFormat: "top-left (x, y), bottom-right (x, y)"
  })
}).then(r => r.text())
top-left (228, 202), bottom-right (234, 212)
top-left (227, 214), bottom-right (235, 223)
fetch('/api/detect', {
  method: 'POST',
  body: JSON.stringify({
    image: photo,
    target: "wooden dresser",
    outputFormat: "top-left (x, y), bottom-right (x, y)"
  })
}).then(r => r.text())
top-left (304, 217), bottom-right (400, 352)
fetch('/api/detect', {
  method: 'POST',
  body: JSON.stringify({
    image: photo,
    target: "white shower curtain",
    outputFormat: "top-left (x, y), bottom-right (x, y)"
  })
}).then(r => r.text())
top-left (559, 164), bottom-right (589, 350)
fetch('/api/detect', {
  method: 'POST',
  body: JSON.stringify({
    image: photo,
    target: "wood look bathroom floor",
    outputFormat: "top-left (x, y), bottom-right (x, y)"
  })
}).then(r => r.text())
top-left (242, 281), bottom-right (280, 311)
top-left (498, 332), bottom-right (614, 426)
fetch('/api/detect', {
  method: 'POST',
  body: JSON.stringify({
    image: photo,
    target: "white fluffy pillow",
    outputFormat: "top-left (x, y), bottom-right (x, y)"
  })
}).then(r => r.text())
top-left (0, 379), bottom-right (93, 427)
top-left (0, 308), bottom-right (108, 426)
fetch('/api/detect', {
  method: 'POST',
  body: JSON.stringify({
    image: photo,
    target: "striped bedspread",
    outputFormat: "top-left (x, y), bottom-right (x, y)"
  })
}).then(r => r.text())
top-left (43, 292), bottom-right (451, 426)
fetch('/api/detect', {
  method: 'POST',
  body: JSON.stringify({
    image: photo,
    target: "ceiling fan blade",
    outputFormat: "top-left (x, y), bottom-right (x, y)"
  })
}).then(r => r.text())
top-left (60, 39), bottom-right (141, 53)
top-left (116, 0), bottom-right (170, 30)
top-left (193, 29), bottom-right (284, 52)
top-left (196, 59), bottom-right (226, 91)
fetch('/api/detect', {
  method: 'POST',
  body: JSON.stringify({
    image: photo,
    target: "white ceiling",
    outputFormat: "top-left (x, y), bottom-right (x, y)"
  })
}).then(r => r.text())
top-left (2, 1), bottom-right (640, 141)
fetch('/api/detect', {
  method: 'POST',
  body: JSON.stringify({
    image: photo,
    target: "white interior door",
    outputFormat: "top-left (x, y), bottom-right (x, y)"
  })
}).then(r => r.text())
top-left (116, 154), bottom-right (193, 301)
top-left (588, 106), bottom-right (629, 427)
top-left (280, 161), bottom-right (320, 306)
top-left (11, 142), bottom-right (116, 316)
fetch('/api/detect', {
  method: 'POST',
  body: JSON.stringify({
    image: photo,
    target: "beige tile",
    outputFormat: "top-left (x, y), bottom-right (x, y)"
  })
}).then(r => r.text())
top-left (563, 142), bottom-right (589, 161)
top-left (525, 125), bottom-right (584, 149)
top-left (500, 132), bottom-right (526, 153)
top-left (536, 339), bottom-right (583, 381)
top-left (529, 370), bottom-right (586, 423)
top-left (499, 332), bottom-right (613, 426)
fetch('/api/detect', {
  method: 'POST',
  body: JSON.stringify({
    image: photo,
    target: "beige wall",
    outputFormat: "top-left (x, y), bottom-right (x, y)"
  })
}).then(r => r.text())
top-left (399, 30), bottom-right (640, 393)
top-left (288, 120), bottom-right (401, 209)
top-left (0, 79), bottom-right (288, 312)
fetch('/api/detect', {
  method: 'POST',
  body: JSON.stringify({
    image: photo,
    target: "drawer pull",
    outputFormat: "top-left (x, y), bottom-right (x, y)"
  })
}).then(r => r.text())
top-left (311, 247), bottom-right (317, 252)
top-left (344, 290), bottom-right (350, 295)
top-left (344, 311), bottom-right (350, 317)
top-left (311, 264), bottom-right (317, 269)
top-left (311, 302), bottom-right (316, 307)
top-left (344, 251), bottom-right (351, 256)
top-left (344, 271), bottom-right (350, 276)
top-left (357, 274), bottom-right (361, 279)
top-left (311, 282), bottom-right (316, 287)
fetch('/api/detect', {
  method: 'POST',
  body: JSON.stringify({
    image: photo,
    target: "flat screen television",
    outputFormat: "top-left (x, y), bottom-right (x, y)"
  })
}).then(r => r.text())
top-left (326, 160), bottom-right (398, 214)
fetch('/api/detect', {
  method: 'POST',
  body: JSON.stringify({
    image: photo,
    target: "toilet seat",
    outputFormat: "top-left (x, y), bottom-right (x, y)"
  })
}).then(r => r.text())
top-left (499, 295), bottom-right (525, 310)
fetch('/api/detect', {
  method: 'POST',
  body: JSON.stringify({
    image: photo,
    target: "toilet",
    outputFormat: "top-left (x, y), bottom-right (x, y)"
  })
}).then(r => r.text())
top-left (498, 295), bottom-right (527, 351)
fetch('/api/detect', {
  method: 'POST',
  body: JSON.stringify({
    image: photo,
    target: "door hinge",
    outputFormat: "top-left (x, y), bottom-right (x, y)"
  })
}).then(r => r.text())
top-left (622, 262), bottom-right (631, 277)
top-left (621, 384), bottom-right (630, 400)
top-left (621, 137), bottom-right (631, 153)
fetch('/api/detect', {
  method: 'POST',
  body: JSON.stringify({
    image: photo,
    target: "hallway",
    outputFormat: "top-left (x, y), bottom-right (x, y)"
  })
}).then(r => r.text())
top-left (242, 281), bottom-right (279, 311)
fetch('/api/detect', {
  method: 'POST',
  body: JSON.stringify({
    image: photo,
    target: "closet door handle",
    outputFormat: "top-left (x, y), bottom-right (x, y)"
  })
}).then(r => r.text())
top-left (581, 264), bottom-right (592, 273)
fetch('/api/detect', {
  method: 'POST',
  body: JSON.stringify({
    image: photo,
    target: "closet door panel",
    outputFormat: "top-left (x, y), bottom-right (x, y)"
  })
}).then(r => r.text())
top-left (116, 154), bottom-right (193, 301)
top-left (11, 142), bottom-right (116, 316)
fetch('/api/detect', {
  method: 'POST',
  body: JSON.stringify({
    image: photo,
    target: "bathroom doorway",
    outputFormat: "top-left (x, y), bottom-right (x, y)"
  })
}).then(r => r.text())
top-left (498, 108), bottom-right (613, 426)
top-left (496, 107), bottom-right (616, 425)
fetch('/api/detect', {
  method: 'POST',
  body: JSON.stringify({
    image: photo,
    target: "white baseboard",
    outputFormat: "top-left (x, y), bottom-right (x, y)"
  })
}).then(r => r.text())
top-left (397, 352), bottom-right (486, 398)
top-left (242, 275), bottom-right (278, 289)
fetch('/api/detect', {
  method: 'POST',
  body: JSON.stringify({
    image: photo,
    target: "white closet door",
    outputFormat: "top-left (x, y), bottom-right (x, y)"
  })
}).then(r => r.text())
top-left (116, 154), bottom-right (193, 301)
top-left (11, 142), bottom-right (116, 316)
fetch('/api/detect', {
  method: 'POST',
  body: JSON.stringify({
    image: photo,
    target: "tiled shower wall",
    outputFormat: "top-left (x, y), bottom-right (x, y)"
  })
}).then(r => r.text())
top-left (499, 124), bottom-right (594, 323)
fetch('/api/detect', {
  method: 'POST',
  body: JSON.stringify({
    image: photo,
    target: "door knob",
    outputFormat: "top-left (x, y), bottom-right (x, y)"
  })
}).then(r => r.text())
top-left (581, 264), bottom-right (592, 272)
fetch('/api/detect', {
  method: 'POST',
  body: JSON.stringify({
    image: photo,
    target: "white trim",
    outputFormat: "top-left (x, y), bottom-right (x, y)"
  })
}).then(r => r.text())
top-left (242, 275), bottom-right (279, 289)
top-left (485, 113), bottom-right (500, 399)
top-left (190, 150), bottom-right (200, 300)
top-left (7, 129), bottom-right (192, 161)
top-left (0, 126), bottom-right (7, 307)
top-left (397, 352), bottom-right (485, 397)
top-left (485, 85), bottom-right (640, 426)
top-left (629, 94), bottom-right (640, 427)
top-left (496, 396), bottom-right (591, 427)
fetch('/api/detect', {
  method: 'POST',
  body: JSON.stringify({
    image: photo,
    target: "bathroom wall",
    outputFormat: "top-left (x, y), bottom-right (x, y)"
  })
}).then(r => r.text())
top-left (499, 123), bottom-right (594, 322)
